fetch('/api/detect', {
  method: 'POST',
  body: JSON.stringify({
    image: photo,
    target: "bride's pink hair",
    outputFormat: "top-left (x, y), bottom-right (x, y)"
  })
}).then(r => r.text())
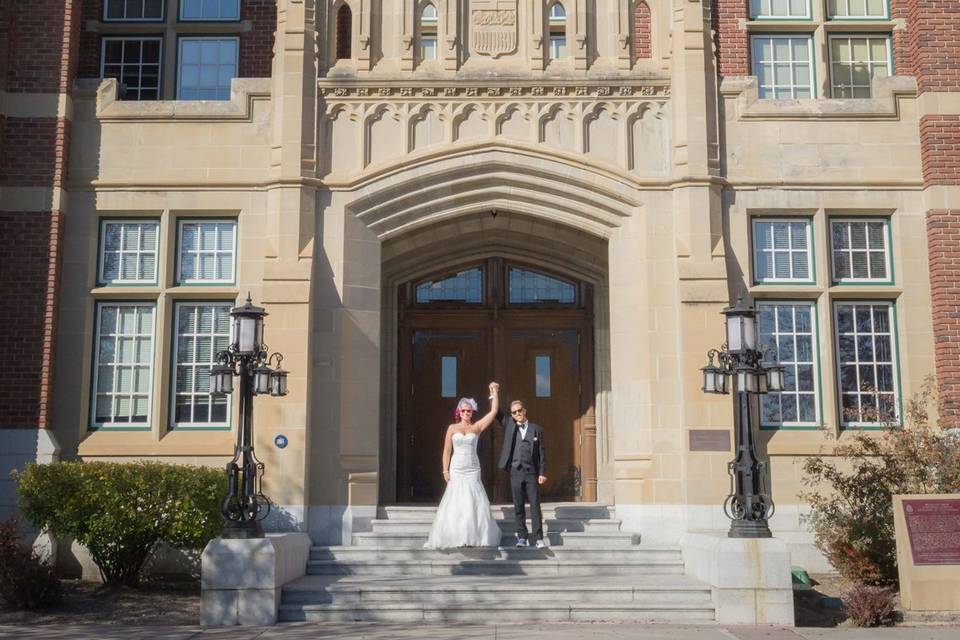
top-left (453, 399), bottom-right (476, 421)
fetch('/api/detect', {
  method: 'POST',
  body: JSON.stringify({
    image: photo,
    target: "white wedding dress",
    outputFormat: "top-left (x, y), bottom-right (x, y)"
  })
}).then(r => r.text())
top-left (423, 431), bottom-right (502, 549)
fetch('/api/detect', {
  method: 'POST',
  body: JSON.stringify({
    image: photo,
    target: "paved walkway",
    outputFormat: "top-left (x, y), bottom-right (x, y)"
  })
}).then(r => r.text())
top-left (1, 623), bottom-right (959, 640)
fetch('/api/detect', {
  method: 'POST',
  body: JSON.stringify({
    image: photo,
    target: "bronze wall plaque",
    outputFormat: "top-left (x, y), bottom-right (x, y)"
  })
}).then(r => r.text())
top-left (688, 429), bottom-right (730, 452)
top-left (903, 498), bottom-right (960, 565)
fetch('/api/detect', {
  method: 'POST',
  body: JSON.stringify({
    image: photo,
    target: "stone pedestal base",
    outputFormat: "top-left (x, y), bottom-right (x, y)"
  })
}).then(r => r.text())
top-left (680, 531), bottom-right (795, 626)
top-left (200, 532), bottom-right (311, 625)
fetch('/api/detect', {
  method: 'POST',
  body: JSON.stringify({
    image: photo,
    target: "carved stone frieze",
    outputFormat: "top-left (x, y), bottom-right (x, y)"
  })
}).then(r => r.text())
top-left (470, 0), bottom-right (518, 58)
top-left (318, 82), bottom-right (671, 100)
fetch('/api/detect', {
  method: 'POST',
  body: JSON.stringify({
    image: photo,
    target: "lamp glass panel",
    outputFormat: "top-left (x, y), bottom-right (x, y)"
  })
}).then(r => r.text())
top-left (743, 314), bottom-right (757, 350)
top-left (238, 316), bottom-right (257, 353)
top-left (727, 315), bottom-right (743, 352)
top-left (254, 369), bottom-right (271, 394)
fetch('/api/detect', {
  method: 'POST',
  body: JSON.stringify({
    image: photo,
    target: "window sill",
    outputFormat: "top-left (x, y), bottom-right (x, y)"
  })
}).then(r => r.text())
top-left (719, 75), bottom-right (916, 121)
top-left (76, 77), bottom-right (270, 122)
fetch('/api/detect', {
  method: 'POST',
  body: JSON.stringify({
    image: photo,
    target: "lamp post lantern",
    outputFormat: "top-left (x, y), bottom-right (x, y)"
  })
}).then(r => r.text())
top-left (700, 296), bottom-right (781, 539)
top-left (211, 295), bottom-right (289, 539)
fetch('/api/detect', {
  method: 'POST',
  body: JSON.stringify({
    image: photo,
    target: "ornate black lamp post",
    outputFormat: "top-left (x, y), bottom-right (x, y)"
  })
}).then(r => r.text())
top-left (701, 297), bottom-right (785, 539)
top-left (210, 296), bottom-right (289, 539)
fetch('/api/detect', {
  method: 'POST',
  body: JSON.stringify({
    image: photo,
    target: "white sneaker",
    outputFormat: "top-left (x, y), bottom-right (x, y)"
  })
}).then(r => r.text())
top-left (535, 539), bottom-right (547, 549)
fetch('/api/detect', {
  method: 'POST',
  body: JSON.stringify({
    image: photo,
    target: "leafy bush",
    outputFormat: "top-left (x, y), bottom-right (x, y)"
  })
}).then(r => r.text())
top-left (14, 461), bottom-right (226, 587)
top-left (800, 384), bottom-right (960, 586)
top-left (0, 518), bottom-right (61, 609)
top-left (842, 583), bottom-right (898, 627)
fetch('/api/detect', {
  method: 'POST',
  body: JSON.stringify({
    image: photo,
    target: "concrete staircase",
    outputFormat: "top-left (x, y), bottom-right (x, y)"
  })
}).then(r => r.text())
top-left (278, 503), bottom-right (715, 623)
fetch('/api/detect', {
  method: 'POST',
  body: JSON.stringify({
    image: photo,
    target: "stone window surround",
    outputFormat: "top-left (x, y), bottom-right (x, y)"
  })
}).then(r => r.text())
top-left (745, 0), bottom-right (898, 100)
top-left (748, 208), bottom-right (903, 436)
top-left (85, 210), bottom-right (240, 442)
top-left (87, 0), bottom-right (252, 100)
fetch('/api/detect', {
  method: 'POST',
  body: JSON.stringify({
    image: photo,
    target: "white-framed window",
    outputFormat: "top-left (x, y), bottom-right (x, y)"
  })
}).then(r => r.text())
top-left (548, 2), bottom-right (567, 60)
top-left (752, 218), bottom-right (814, 283)
top-left (751, 35), bottom-right (815, 99)
top-left (830, 218), bottom-right (891, 283)
top-left (829, 35), bottom-right (891, 98)
top-left (827, 0), bottom-right (888, 19)
top-left (834, 301), bottom-right (900, 427)
top-left (180, 0), bottom-right (240, 21)
top-left (419, 3), bottom-right (438, 61)
top-left (99, 220), bottom-right (160, 285)
top-left (91, 303), bottom-right (155, 428)
top-left (750, 0), bottom-right (811, 19)
top-left (171, 302), bottom-right (231, 428)
top-left (177, 37), bottom-right (238, 100)
top-left (101, 37), bottom-right (163, 101)
top-left (758, 302), bottom-right (820, 428)
top-left (177, 220), bottom-right (237, 284)
top-left (104, 0), bottom-right (164, 21)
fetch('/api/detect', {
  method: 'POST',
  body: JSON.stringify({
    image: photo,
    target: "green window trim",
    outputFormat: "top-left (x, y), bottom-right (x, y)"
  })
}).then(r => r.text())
top-left (169, 300), bottom-right (233, 430)
top-left (749, 0), bottom-right (813, 21)
top-left (832, 299), bottom-right (903, 430)
top-left (97, 218), bottom-right (161, 287)
top-left (89, 301), bottom-right (156, 431)
top-left (175, 218), bottom-right (238, 286)
top-left (825, 0), bottom-right (890, 21)
top-left (751, 217), bottom-right (817, 285)
top-left (829, 217), bottom-right (895, 285)
top-left (758, 300), bottom-right (824, 430)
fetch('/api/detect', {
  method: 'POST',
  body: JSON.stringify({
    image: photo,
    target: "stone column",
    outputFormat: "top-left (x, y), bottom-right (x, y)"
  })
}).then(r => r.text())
top-left (256, 0), bottom-right (318, 530)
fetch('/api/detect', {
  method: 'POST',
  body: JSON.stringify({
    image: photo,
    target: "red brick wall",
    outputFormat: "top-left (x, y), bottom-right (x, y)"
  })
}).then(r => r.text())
top-left (920, 116), bottom-right (960, 186)
top-left (633, 1), bottom-right (652, 61)
top-left (240, 0), bottom-right (277, 78)
top-left (891, 0), bottom-right (911, 77)
top-left (906, 0), bottom-right (960, 94)
top-left (927, 210), bottom-right (960, 427)
top-left (711, 0), bottom-right (749, 78)
top-left (78, 0), bottom-right (102, 79)
top-left (0, 118), bottom-right (62, 186)
top-left (0, 212), bottom-right (63, 430)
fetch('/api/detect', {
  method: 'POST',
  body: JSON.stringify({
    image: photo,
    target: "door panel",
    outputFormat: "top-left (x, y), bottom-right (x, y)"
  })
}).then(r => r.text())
top-left (502, 329), bottom-right (581, 501)
top-left (401, 329), bottom-right (494, 502)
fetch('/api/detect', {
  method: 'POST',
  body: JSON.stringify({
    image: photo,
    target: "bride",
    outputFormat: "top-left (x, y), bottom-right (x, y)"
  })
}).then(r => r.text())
top-left (423, 382), bottom-right (503, 549)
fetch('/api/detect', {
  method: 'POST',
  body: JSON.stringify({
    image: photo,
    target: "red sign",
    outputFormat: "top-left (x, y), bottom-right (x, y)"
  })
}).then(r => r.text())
top-left (903, 498), bottom-right (960, 566)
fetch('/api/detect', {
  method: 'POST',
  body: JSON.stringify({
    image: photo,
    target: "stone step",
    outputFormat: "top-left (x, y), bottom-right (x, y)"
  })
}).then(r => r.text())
top-left (352, 530), bottom-right (640, 548)
top-left (278, 602), bottom-right (716, 623)
top-left (306, 559), bottom-right (684, 576)
top-left (370, 517), bottom-right (623, 535)
top-left (309, 545), bottom-right (682, 563)
top-left (379, 503), bottom-right (615, 521)
top-left (282, 575), bottom-right (711, 606)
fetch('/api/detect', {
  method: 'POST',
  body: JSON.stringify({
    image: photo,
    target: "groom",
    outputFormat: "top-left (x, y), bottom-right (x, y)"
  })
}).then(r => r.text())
top-left (498, 400), bottom-right (547, 548)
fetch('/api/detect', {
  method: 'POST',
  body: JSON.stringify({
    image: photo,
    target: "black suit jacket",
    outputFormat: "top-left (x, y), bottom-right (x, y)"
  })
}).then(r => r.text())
top-left (497, 411), bottom-right (546, 475)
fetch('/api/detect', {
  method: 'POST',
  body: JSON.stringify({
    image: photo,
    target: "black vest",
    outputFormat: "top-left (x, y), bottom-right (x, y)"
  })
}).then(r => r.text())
top-left (511, 425), bottom-right (535, 473)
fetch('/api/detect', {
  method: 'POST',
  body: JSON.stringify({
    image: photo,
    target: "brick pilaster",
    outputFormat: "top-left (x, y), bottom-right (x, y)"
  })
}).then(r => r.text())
top-left (711, 0), bottom-right (749, 78)
top-left (908, 2), bottom-right (960, 427)
top-left (0, 0), bottom-right (80, 429)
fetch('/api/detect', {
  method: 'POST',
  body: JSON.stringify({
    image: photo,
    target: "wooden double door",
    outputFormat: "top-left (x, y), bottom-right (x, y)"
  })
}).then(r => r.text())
top-left (396, 259), bottom-right (596, 504)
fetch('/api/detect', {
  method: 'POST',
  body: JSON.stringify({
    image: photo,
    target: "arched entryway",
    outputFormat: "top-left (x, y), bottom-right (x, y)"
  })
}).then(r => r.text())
top-left (396, 257), bottom-right (596, 503)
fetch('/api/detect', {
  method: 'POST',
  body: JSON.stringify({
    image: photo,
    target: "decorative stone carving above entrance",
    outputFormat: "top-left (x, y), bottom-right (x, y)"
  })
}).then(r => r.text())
top-left (470, 0), bottom-right (518, 58)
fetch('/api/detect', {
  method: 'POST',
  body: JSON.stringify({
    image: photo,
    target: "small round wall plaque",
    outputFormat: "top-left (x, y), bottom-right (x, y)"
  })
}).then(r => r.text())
top-left (274, 434), bottom-right (288, 449)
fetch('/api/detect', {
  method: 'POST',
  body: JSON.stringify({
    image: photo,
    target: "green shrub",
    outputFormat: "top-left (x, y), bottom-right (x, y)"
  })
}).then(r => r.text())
top-left (800, 384), bottom-right (960, 587)
top-left (0, 517), bottom-right (61, 609)
top-left (14, 461), bottom-right (226, 587)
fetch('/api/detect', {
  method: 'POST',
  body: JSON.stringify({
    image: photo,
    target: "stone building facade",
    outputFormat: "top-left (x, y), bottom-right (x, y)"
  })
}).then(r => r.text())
top-left (2, 0), bottom-right (959, 566)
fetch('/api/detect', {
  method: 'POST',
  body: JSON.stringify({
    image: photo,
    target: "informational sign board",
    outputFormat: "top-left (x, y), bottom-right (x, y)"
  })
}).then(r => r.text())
top-left (902, 498), bottom-right (960, 565)
top-left (893, 494), bottom-right (960, 611)
top-left (688, 429), bottom-right (730, 452)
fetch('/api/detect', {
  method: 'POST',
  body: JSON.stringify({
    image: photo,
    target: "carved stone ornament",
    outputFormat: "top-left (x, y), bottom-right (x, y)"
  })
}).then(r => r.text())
top-left (471, 0), bottom-right (518, 58)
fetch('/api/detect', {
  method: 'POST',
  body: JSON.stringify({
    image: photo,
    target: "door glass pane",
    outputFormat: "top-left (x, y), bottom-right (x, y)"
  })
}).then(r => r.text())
top-left (508, 267), bottom-right (576, 304)
top-left (416, 268), bottom-right (483, 303)
top-left (535, 355), bottom-right (551, 397)
top-left (441, 356), bottom-right (457, 398)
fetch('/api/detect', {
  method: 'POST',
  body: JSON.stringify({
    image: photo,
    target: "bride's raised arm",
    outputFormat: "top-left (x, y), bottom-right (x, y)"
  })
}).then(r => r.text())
top-left (475, 382), bottom-right (500, 433)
